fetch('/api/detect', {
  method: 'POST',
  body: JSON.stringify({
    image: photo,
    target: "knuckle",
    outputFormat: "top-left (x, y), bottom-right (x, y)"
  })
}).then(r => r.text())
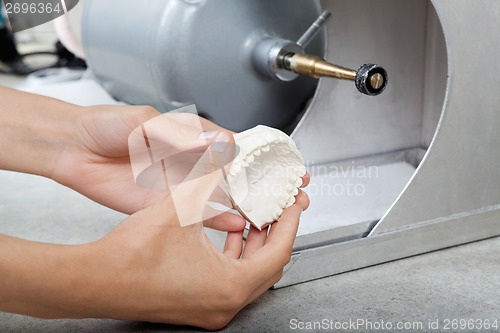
top-left (202, 312), bottom-right (234, 330)
top-left (226, 289), bottom-right (246, 310)
top-left (218, 284), bottom-right (246, 310)
top-left (212, 268), bottom-right (247, 310)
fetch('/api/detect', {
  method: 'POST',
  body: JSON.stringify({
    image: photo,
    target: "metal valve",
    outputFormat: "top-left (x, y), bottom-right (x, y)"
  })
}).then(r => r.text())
top-left (283, 54), bottom-right (388, 96)
top-left (253, 10), bottom-right (388, 96)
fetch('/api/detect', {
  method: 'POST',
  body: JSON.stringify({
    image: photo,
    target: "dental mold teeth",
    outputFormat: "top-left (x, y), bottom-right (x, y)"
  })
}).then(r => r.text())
top-left (245, 154), bottom-right (255, 164)
top-left (226, 125), bottom-right (306, 230)
top-left (295, 177), bottom-right (303, 188)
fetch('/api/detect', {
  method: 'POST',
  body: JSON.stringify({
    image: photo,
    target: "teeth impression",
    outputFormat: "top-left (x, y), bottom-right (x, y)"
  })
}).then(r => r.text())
top-left (226, 125), bottom-right (306, 230)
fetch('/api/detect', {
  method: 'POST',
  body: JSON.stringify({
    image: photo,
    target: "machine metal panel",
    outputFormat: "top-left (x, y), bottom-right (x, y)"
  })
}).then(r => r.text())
top-left (370, 0), bottom-right (500, 235)
top-left (277, 205), bottom-right (500, 288)
top-left (278, 0), bottom-right (500, 287)
top-left (421, 4), bottom-right (448, 148)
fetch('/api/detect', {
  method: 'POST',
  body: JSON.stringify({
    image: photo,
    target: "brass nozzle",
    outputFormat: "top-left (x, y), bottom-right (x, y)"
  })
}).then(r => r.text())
top-left (284, 53), bottom-right (356, 81)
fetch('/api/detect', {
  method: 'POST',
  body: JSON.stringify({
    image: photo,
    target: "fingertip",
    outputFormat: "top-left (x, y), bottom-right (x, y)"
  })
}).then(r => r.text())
top-left (278, 203), bottom-right (303, 221)
top-left (227, 131), bottom-right (235, 144)
top-left (264, 203), bottom-right (302, 249)
top-left (205, 212), bottom-right (246, 232)
top-left (226, 214), bottom-right (247, 231)
top-left (217, 130), bottom-right (235, 145)
top-left (300, 172), bottom-right (310, 188)
top-left (294, 190), bottom-right (310, 211)
top-left (200, 129), bottom-right (235, 144)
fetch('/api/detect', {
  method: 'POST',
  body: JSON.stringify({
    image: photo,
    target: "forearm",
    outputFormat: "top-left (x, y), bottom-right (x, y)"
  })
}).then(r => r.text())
top-left (0, 231), bottom-right (204, 323)
top-left (0, 234), bottom-right (99, 319)
top-left (0, 85), bottom-right (80, 178)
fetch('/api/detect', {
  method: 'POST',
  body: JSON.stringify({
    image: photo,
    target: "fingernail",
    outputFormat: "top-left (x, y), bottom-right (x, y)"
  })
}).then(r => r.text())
top-left (211, 132), bottom-right (231, 152)
top-left (215, 131), bottom-right (231, 143)
top-left (198, 131), bottom-right (219, 141)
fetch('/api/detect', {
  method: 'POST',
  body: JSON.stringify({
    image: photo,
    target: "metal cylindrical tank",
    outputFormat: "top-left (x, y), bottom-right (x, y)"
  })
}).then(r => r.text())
top-left (82, 0), bottom-right (325, 131)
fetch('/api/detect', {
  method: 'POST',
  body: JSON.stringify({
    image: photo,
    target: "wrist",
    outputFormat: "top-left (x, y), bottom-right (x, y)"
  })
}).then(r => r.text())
top-left (32, 104), bottom-right (83, 181)
top-left (0, 235), bottom-right (98, 319)
top-left (0, 86), bottom-right (83, 179)
top-left (37, 103), bottom-right (84, 182)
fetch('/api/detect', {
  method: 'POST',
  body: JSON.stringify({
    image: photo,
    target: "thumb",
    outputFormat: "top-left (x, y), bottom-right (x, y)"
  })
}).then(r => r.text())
top-left (148, 131), bottom-right (236, 228)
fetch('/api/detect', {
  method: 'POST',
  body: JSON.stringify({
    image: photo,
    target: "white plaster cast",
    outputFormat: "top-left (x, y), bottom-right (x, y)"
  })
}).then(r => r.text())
top-left (226, 125), bottom-right (306, 230)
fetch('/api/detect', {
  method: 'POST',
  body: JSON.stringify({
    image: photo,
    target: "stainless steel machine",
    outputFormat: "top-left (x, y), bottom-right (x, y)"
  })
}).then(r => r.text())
top-left (82, 0), bottom-right (387, 132)
top-left (81, 0), bottom-right (500, 287)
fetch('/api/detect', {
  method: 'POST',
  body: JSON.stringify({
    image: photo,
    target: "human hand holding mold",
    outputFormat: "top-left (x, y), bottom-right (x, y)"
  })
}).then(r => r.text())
top-left (0, 85), bottom-right (310, 329)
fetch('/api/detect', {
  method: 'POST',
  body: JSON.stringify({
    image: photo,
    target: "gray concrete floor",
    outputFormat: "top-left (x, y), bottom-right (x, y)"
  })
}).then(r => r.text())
top-left (1, 74), bottom-right (499, 332)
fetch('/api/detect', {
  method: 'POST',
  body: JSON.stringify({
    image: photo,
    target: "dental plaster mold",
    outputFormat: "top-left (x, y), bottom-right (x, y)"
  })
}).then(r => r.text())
top-left (226, 125), bottom-right (306, 230)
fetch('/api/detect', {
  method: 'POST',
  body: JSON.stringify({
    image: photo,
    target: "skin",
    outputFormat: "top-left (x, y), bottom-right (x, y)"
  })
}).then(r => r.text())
top-left (0, 85), bottom-right (310, 329)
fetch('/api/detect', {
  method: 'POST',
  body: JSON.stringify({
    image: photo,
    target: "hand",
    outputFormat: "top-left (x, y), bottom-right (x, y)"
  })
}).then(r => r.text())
top-left (75, 173), bottom-right (310, 329)
top-left (52, 104), bottom-right (232, 216)
top-left (0, 171), bottom-right (309, 330)
top-left (0, 86), bottom-right (231, 215)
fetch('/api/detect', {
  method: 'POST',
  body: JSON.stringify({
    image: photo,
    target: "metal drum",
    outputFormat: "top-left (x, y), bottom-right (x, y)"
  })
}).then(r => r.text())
top-left (82, 0), bottom-right (325, 131)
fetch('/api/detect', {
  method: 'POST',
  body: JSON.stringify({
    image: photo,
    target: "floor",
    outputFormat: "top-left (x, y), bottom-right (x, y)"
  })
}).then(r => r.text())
top-left (1, 74), bottom-right (499, 332)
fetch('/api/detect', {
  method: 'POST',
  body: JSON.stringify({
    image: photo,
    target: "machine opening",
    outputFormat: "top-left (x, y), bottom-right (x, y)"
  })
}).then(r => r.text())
top-left (292, 0), bottom-right (448, 249)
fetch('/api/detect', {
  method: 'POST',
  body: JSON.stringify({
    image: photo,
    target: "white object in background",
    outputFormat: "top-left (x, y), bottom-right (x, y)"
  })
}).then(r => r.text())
top-left (227, 125), bottom-right (306, 230)
top-left (54, 0), bottom-right (85, 59)
top-left (19, 77), bottom-right (122, 107)
top-left (17, 67), bottom-right (85, 90)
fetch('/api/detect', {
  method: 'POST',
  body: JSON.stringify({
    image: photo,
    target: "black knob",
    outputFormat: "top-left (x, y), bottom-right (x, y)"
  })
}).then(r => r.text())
top-left (355, 64), bottom-right (388, 96)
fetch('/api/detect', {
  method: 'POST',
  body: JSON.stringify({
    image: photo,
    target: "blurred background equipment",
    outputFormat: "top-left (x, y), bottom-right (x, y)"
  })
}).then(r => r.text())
top-left (0, 0), bottom-right (85, 75)
top-left (0, 0), bottom-right (21, 66)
